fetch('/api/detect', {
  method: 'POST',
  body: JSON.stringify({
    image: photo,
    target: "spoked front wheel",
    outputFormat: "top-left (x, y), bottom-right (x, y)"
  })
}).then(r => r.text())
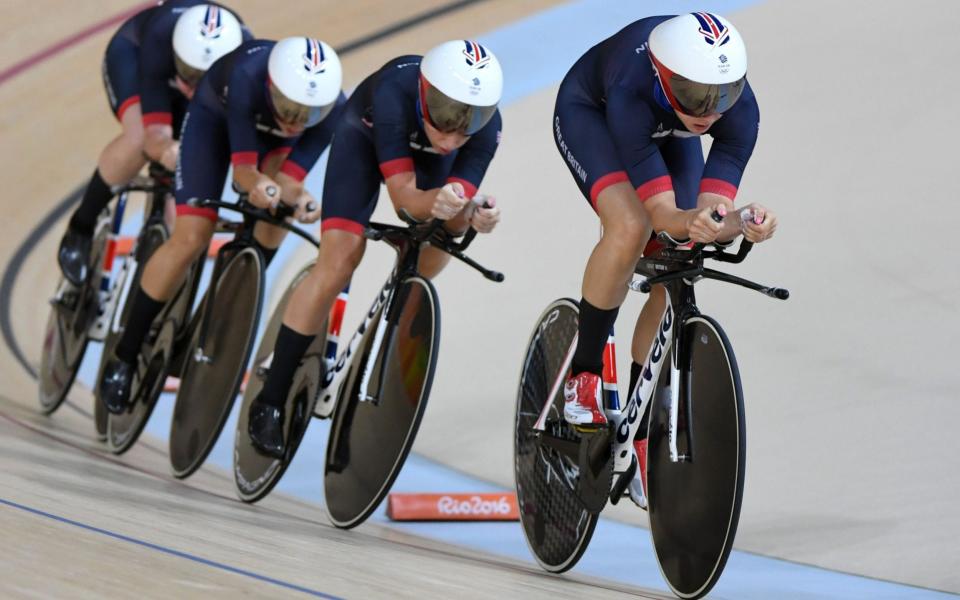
top-left (514, 298), bottom-right (599, 573)
top-left (38, 230), bottom-right (107, 414)
top-left (234, 263), bottom-right (323, 502)
top-left (324, 275), bottom-right (440, 529)
top-left (169, 247), bottom-right (264, 479)
top-left (96, 222), bottom-right (168, 439)
top-left (648, 315), bottom-right (745, 600)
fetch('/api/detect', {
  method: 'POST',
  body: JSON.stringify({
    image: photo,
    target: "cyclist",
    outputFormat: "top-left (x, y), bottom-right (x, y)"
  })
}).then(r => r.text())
top-left (553, 13), bottom-right (778, 506)
top-left (246, 40), bottom-right (504, 457)
top-left (97, 37), bottom-right (346, 414)
top-left (57, 2), bottom-right (249, 286)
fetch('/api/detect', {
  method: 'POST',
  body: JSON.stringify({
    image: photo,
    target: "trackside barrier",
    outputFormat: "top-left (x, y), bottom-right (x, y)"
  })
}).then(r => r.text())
top-left (386, 492), bottom-right (519, 521)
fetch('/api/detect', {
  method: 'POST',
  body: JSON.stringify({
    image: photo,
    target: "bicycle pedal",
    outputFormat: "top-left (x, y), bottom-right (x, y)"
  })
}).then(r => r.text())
top-left (608, 454), bottom-right (638, 506)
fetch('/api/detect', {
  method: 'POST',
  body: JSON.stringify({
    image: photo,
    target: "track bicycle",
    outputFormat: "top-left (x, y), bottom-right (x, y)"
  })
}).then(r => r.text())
top-left (39, 163), bottom-right (173, 442)
top-left (514, 215), bottom-right (788, 598)
top-left (233, 207), bottom-right (503, 532)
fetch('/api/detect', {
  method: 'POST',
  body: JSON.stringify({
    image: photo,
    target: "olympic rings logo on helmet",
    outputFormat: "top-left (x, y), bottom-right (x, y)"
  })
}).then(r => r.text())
top-left (419, 40), bottom-right (503, 135)
top-left (172, 4), bottom-right (244, 87)
top-left (647, 13), bottom-right (748, 117)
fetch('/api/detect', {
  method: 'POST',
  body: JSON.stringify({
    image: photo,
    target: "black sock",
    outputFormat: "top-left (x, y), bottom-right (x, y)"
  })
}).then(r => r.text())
top-left (115, 287), bottom-right (165, 365)
top-left (571, 297), bottom-right (619, 376)
top-left (260, 324), bottom-right (316, 408)
top-left (254, 239), bottom-right (278, 266)
top-left (69, 169), bottom-right (113, 234)
top-left (629, 361), bottom-right (649, 440)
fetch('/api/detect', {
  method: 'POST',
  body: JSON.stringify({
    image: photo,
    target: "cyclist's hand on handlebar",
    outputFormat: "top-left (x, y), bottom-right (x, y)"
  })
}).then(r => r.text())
top-left (687, 204), bottom-right (726, 243)
top-left (432, 182), bottom-right (469, 220)
top-left (159, 141), bottom-right (180, 173)
top-left (470, 196), bottom-right (500, 233)
top-left (293, 190), bottom-right (322, 224)
top-left (740, 204), bottom-right (777, 243)
top-left (249, 175), bottom-right (280, 210)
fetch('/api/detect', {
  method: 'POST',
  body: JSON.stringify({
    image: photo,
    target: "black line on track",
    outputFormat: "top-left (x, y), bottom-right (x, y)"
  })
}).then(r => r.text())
top-left (0, 185), bottom-right (82, 377)
top-left (0, 497), bottom-right (344, 599)
top-left (338, 0), bottom-right (486, 53)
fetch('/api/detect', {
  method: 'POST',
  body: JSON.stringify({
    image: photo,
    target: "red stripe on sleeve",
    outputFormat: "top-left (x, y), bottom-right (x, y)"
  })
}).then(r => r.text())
top-left (141, 111), bottom-right (172, 127)
top-left (589, 171), bottom-right (629, 209)
top-left (446, 177), bottom-right (477, 199)
top-left (280, 160), bottom-right (308, 182)
top-left (231, 151), bottom-right (258, 166)
top-left (636, 175), bottom-right (673, 202)
top-left (379, 158), bottom-right (414, 179)
top-left (698, 178), bottom-right (738, 200)
top-left (321, 218), bottom-right (365, 236)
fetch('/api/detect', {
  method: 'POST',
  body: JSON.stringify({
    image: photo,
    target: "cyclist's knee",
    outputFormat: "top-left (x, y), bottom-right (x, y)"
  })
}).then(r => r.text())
top-left (605, 214), bottom-right (651, 257)
top-left (167, 221), bottom-right (213, 263)
top-left (318, 232), bottom-right (365, 283)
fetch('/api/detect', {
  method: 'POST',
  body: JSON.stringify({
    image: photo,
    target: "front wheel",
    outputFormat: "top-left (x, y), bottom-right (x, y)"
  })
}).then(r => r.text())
top-left (324, 275), bottom-right (440, 529)
top-left (514, 298), bottom-right (599, 573)
top-left (95, 222), bottom-right (168, 439)
top-left (647, 315), bottom-right (745, 600)
top-left (38, 228), bottom-right (108, 414)
top-left (169, 247), bottom-right (264, 479)
top-left (234, 262), bottom-right (323, 503)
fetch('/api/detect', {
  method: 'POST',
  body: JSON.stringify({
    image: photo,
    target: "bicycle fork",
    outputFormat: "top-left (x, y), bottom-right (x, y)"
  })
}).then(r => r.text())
top-left (313, 276), bottom-right (394, 418)
top-left (89, 192), bottom-right (128, 341)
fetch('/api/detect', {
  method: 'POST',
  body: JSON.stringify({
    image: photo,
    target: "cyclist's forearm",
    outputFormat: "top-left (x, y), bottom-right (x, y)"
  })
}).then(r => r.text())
top-left (232, 164), bottom-right (263, 194)
top-left (646, 193), bottom-right (691, 239)
top-left (385, 172), bottom-right (438, 221)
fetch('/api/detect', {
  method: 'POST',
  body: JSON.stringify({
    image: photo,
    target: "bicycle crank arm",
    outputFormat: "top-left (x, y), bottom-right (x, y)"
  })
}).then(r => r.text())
top-left (536, 431), bottom-right (580, 461)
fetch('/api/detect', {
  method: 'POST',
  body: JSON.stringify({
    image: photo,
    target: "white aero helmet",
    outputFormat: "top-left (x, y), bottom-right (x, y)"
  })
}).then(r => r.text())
top-left (648, 12), bottom-right (747, 117)
top-left (419, 40), bottom-right (503, 135)
top-left (172, 4), bottom-right (243, 86)
top-left (267, 37), bottom-right (342, 129)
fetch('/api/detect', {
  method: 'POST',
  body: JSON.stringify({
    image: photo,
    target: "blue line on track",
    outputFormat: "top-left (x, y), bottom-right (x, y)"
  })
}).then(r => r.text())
top-left (0, 497), bottom-right (343, 600)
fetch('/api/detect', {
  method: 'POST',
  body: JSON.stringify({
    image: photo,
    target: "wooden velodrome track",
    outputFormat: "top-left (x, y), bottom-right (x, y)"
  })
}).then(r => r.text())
top-left (1, 0), bottom-right (958, 598)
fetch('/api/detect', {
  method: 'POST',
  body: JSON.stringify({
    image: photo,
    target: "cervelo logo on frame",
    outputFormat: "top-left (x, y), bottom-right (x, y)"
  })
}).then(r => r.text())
top-left (302, 38), bottom-right (326, 74)
top-left (616, 302), bottom-right (673, 445)
top-left (200, 5), bottom-right (223, 39)
top-left (437, 495), bottom-right (513, 516)
top-left (462, 40), bottom-right (491, 69)
top-left (692, 12), bottom-right (731, 46)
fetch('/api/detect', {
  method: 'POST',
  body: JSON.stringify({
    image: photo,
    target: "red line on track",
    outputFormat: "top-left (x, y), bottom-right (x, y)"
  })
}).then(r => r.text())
top-left (0, 1), bottom-right (155, 87)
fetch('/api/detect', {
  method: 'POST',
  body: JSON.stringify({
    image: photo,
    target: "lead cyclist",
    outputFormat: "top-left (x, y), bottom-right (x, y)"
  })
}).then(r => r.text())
top-left (553, 13), bottom-right (778, 506)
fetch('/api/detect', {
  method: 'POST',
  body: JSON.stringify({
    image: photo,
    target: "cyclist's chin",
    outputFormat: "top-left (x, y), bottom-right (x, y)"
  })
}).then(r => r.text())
top-left (277, 120), bottom-right (305, 136)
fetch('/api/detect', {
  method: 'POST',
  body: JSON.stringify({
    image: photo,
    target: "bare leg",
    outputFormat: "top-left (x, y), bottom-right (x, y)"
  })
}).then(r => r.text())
top-left (140, 215), bottom-right (215, 301)
top-left (283, 229), bottom-right (366, 335)
top-left (99, 104), bottom-right (148, 186)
